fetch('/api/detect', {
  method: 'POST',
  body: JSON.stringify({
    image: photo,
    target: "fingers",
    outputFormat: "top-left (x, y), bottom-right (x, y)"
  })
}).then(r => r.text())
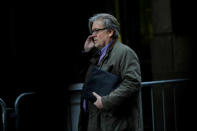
top-left (84, 35), bottom-right (97, 52)
top-left (89, 34), bottom-right (97, 38)
top-left (88, 34), bottom-right (97, 41)
top-left (92, 92), bottom-right (103, 109)
top-left (92, 92), bottom-right (100, 99)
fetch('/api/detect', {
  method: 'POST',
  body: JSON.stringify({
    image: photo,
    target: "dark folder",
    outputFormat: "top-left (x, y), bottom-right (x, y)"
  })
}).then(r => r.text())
top-left (82, 66), bottom-right (122, 103)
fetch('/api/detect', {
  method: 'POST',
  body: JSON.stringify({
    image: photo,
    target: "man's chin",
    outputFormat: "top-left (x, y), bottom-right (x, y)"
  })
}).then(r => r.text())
top-left (94, 44), bottom-right (99, 48)
top-left (95, 43), bottom-right (103, 49)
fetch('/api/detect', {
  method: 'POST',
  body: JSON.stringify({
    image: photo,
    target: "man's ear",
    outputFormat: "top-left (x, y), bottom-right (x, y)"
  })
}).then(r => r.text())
top-left (108, 29), bottom-right (114, 38)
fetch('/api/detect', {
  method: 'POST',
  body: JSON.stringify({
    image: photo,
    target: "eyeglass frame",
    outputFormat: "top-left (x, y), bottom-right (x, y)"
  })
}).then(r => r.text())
top-left (91, 27), bottom-right (107, 35)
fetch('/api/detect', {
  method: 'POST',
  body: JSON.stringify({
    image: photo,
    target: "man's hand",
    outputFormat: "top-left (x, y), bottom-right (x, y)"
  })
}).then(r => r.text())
top-left (93, 92), bottom-right (103, 109)
top-left (84, 35), bottom-right (96, 52)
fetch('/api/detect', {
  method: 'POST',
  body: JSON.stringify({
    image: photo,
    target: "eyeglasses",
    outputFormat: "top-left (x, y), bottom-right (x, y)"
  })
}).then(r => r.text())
top-left (91, 28), bottom-right (107, 34)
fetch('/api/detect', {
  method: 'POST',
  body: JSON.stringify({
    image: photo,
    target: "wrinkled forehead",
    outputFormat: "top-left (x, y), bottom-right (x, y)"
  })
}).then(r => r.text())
top-left (92, 20), bottom-right (105, 29)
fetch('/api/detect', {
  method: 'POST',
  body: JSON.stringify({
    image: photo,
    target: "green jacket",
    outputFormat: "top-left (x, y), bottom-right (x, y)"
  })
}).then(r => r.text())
top-left (79, 40), bottom-right (141, 131)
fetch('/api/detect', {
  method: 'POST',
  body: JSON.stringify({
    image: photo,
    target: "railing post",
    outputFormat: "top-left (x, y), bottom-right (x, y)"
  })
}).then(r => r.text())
top-left (139, 89), bottom-right (144, 131)
top-left (67, 93), bottom-right (72, 131)
top-left (151, 88), bottom-right (155, 131)
top-left (173, 87), bottom-right (177, 131)
top-left (0, 98), bottom-right (6, 131)
top-left (14, 92), bottom-right (35, 131)
top-left (162, 87), bottom-right (166, 131)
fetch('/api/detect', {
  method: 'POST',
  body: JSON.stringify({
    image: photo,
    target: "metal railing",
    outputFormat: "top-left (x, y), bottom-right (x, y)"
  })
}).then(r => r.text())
top-left (0, 79), bottom-right (190, 131)
top-left (68, 78), bottom-right (190, 131)
top-left (14, 92), bottom-right (35, 115)
top-left (14, 92), bottom-right (35, 131)
top-left (140, 78), bottom-right (189, 131)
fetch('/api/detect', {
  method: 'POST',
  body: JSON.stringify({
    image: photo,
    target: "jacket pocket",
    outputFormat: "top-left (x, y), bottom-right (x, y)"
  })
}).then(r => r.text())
top-left (101, 111), bottom-right (128, 131)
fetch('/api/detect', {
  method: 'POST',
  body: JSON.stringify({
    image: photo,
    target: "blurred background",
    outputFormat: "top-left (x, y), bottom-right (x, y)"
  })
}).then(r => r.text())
top-left (2, 0), bottom-right (196, 130)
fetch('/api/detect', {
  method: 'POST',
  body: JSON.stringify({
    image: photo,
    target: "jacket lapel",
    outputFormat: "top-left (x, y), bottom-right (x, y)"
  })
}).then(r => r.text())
top-left (98, 39), bottom-right (118, 67)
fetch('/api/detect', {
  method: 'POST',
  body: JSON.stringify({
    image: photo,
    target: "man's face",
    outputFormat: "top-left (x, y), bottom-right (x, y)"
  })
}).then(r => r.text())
top-left (91, 20), bottom-right (113, 49)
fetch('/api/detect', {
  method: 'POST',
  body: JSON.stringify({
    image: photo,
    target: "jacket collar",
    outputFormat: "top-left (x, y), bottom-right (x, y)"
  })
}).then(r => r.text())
top-left (97, 39), bottom-right (118, 66)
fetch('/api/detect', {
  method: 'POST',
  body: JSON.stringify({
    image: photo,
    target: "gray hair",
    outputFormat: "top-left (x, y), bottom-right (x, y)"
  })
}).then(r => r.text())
top-left (88, 13), bottom-right (120, 39)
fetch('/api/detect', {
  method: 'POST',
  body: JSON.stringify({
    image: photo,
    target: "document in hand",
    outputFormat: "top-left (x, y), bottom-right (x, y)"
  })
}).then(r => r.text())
top-left (82, 65), bottom-right (122, 103)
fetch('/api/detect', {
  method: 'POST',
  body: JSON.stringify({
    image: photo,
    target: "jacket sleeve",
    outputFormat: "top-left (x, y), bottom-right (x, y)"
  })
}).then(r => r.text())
top-left (101, 48), bottom-right (141, 110)
top-left (78, 47), bottom-right (100, 82)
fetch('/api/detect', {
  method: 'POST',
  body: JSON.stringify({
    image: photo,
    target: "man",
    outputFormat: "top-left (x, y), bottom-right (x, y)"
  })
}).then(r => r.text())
top-left (79, 13), bottom-right (141, 131)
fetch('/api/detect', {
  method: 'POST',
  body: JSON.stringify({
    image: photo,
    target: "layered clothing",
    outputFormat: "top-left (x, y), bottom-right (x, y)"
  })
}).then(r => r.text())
top-left (79, 40), bottom-right (141, 131)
